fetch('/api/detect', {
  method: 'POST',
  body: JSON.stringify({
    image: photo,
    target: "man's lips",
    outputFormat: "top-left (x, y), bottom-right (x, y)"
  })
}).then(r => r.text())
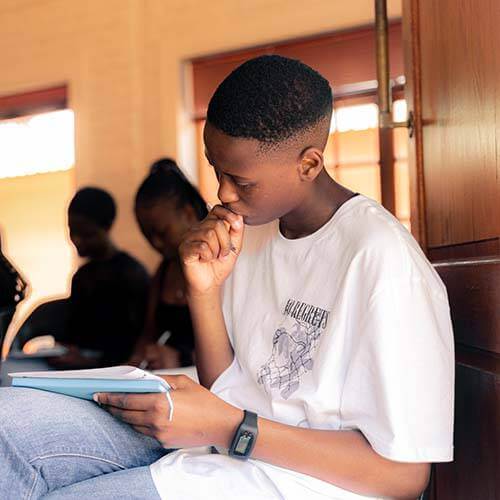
top-left (223, 204), bottom-right (243, 217)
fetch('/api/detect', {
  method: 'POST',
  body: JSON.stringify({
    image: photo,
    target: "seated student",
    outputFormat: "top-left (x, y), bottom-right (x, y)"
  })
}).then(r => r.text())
top-left (50, 187), bottom-right (150, 368)
top-left (0, 56), bottom-right (454, 500)
top-left (130, 159), bottom-right (208, 368)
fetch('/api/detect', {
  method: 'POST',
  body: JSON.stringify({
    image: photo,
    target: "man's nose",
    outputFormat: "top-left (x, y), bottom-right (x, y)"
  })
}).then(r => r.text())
top-left (217, 175), bottom-right (239, 205)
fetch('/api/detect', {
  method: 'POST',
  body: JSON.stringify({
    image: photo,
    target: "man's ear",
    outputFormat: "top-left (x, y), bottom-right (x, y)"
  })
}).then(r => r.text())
top-left (298, 147), bottom-right (324, 182)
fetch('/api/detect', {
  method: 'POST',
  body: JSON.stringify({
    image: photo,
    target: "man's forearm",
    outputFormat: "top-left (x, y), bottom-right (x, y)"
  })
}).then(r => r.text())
top-left (217, 409), bottom-right (429, 500)
top-left (188, 290), bottom-right (234, 388)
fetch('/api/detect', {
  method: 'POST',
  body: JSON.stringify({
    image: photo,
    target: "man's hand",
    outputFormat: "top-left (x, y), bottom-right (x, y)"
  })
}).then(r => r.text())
top-left (95, 378), bottom-right (430, 499)
top-left (179, 205), bottom-right (244, 296)
top-left (95, 375), bottom-right (242, 449)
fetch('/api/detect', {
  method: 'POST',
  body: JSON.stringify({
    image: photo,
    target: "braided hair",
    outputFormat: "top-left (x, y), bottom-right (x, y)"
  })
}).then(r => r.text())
top-left (135, 158), bottom-right (207, 220)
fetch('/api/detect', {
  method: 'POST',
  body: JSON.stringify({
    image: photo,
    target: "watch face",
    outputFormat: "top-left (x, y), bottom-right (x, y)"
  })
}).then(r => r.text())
top-left (234, 432), bottom-right (253, 456)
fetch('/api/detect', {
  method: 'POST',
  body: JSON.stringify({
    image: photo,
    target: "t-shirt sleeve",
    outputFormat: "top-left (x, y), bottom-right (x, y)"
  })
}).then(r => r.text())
top-left (339, 276), bottom-right (455, 463)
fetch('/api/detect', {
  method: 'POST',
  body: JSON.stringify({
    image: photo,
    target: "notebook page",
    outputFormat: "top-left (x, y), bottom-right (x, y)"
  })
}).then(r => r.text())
top-left (9, 365), bottom-right (163, 382)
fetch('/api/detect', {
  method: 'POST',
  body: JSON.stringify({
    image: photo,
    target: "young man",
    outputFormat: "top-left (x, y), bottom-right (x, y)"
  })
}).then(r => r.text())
top-left (0, 56), bottom-right (453, 500)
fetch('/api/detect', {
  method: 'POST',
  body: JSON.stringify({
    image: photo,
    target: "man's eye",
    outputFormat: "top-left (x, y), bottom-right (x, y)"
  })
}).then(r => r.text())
top-left (212, 168), bottom-right (253, 189)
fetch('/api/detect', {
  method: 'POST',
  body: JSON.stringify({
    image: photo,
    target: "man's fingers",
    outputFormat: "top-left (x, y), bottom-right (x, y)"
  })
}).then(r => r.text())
top-left (199, 226), bottom-right (221, 258)
top-left (187, 207), bottom-right (243, 251)
top-left (95, 392), bottom-right (158, 410)
top-left (179, 240), bottom-right (215, 264)
top-left (208, 205), bottom-right (243, 231)
top-left (211, 219), bottom-right (232, 257)
top-left (105, 406), bottom-right (150, 426)
top-left (208, 205), bottom-right (244, 253)
top-left (179, 205), bottom-right (244, 264)
top-left (181, 218), bottom-right (228, 260)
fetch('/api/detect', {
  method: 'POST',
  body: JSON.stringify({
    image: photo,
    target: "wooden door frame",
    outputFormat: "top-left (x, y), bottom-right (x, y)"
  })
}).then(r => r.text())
top-left (402, 0), bottom-right (427, 251)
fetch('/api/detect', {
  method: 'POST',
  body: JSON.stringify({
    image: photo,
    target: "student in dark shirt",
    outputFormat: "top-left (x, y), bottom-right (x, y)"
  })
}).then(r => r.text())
top-left (129, 158), bottom-right (208, 368)
top-left (50, 187), bottom-right (150, 368)
top-left (0, 231), bottom-right (27, 356)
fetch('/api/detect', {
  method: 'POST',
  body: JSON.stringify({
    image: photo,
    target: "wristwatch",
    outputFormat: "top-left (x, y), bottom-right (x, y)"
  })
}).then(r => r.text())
top-left (228, 410), bottom-right (258, 459)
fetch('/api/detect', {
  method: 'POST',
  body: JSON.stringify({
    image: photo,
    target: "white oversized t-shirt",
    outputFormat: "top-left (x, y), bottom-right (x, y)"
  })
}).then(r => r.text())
top-left (150, 195), bottom-right (454, 499)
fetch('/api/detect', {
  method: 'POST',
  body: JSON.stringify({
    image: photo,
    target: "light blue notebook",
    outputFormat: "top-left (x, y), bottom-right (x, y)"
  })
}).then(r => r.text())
top-left (10, 365), bottom-right (171, 401)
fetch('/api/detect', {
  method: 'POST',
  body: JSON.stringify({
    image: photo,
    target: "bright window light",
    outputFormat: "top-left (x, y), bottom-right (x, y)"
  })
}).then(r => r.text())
top-left (330, 100), bottom-right (407, 133)
top-left (393, 99), bottom-right (407, 122)
top-left (0, 109), bottom-right (74, 179)
top-left (331, 103), bottom-right (379, 133)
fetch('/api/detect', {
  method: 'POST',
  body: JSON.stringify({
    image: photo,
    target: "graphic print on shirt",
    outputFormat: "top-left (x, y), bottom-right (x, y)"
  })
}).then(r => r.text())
top-left (257, 299), bottom-right (330, 399)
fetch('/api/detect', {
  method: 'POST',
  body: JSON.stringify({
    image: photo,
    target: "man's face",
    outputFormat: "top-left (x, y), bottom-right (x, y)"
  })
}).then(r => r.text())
top-left (68, 214), bottom-right (109, 258)
top-left (203, 122), bottom-right (304, 226)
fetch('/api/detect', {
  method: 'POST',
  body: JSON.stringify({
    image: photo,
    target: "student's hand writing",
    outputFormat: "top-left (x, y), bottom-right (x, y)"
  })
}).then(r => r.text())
top-left (179, 205), bottom-right (244, 296)
top-left (129, 343), bottom-right (180, 369)
top-left (142, 343), bottom-right (181, 370)
top-left (95, 375), bottom-right (242, 449)
top-left (128, 340), bottom-right (148, 366)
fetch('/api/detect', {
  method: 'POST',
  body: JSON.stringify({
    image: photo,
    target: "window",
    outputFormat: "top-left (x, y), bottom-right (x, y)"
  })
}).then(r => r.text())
top-left (324, 98), bottom-right (410, 230)
top-left (0, 109), bottom-right (74, 178)
top-left (0, 87), bottom-right (75, 353)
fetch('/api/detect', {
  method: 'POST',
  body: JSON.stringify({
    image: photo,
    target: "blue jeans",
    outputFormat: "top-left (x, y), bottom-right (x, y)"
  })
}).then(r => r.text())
top-left (0, 387), bottom-right (169, 499)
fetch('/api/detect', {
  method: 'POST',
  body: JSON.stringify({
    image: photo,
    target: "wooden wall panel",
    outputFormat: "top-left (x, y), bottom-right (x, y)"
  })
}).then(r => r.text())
top-left (419, 0), bottom-right (500, 248)
top-left (406, 1), bottom-right (500, 497)
top-left (428, 238), bottom-right (500, 262)
top-left (435, 258), bottom-right (500, 355)
top-left (432, 360), bottom-right (500, 500)
top-left (433, 261), bottom-right (500, 499)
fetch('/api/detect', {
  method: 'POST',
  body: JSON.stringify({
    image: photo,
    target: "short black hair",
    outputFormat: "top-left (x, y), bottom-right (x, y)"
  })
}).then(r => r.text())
top-left (68, 187), bottom-right (116, 230)
top-left (135, 158), bottom-right (208, 221)
top-left (207, 55), bottom-right (333, 144)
